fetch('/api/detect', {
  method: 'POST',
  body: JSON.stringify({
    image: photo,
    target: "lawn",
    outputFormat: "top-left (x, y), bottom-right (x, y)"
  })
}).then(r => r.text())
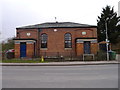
top-left (1, 59), bottom-right (48, 63)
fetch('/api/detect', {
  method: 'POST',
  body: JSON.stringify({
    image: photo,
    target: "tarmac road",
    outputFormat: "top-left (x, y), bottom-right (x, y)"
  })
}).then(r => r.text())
top-left (2, 64), bottom-right (118, 88)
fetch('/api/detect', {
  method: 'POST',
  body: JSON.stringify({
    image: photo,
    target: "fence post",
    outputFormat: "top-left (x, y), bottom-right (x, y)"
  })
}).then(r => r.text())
top-left (45, 52), bottom-right (46, 57)
top-left (70, 52), bottom-right (72, 61)
top-left (57, 52), bottom-right (59, 61)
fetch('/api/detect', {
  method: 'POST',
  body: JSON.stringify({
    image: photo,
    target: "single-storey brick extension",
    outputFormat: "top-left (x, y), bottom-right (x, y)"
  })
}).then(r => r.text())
top-left (14, 22), bottom-right (99, 59)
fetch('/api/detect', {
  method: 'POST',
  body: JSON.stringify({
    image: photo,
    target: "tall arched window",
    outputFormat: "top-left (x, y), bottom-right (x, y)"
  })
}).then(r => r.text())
top-left (65, 33), bottom-right (72, 48)
top-left (41, 34), bottom-right (48, 48)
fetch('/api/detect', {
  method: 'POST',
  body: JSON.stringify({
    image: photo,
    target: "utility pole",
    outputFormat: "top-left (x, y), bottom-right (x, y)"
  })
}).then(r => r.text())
top-left (105, 18), bottom-right (109, 61)
top-left (105, 14), bottom-right (116, 61)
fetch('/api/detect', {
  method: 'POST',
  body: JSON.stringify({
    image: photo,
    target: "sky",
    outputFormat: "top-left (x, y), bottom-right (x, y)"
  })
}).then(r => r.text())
top-left (0, 0), bottom-right (120, 42)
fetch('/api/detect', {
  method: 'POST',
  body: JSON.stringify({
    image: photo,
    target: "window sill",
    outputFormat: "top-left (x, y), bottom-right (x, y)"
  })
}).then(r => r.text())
top-left (65, 48), bottom-right (72, 50)
top-left (40, 48), bottom-right (48, 50)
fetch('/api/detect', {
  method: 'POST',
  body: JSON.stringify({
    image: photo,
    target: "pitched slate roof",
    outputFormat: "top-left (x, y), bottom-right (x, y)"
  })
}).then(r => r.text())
top-left (17, 22), bottom-right (97, 29)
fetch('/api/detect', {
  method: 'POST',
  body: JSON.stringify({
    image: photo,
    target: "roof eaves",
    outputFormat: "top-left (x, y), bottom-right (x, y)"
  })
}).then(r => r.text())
top-left (16, 22), bottom-right (97, 29)
top-left (17, 26), bottom-right (97, 29)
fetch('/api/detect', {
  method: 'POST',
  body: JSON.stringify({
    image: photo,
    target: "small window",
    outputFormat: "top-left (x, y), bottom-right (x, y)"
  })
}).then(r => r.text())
top-left (41, 34), bottom-right (48, 48)
top-left (82, 32), bottom-right (86, 35)
top-left (27, 33), bottom-right (31, 36)
top-left (65, 33), bottom-right (72, 48)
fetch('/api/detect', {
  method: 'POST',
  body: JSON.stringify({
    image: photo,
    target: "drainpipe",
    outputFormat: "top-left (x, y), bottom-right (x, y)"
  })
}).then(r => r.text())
top-left (38, 29), bottom-right (42, 57)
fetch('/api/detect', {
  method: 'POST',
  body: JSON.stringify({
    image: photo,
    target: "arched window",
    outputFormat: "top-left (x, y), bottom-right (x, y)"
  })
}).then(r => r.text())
top-left (65, 33), bottom-right (72, 48)
top-left (41, 34), bottom-right (48, 48)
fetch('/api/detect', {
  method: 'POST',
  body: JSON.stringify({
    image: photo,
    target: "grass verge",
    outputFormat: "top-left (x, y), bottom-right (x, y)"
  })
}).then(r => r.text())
top-left (1, 59), bottom-right (48, 63)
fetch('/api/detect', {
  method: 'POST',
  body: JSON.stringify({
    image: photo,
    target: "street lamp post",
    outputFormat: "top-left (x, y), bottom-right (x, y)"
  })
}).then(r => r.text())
top-left (104, 15), bottom-right (116, 61)
top-left (105, 18), bottom-right (109, 61)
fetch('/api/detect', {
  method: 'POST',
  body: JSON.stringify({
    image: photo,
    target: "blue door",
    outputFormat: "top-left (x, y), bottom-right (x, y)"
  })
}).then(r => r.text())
top-left (20, 42), bottom-right (26, 57)
top-left (84, 41), bottom-right (91, 54)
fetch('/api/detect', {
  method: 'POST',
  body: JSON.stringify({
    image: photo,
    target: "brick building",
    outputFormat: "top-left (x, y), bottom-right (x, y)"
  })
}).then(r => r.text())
top-left (14, 22), bottom-right (99, 58)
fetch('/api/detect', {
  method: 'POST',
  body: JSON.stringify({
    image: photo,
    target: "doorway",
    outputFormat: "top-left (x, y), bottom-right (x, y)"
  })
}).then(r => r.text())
top-left (84, 41), bottom-right (91, 54)
top-left (20, 42), bottom-right (26, 57)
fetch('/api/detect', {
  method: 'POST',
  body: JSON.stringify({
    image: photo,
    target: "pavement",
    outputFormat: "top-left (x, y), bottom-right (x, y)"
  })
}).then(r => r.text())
top-left (0, 60), bottom-right (119, 66)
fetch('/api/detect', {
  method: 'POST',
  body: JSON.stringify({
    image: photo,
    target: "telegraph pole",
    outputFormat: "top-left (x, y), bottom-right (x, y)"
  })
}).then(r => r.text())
top-left (105, 18), bottom-right (109, 61)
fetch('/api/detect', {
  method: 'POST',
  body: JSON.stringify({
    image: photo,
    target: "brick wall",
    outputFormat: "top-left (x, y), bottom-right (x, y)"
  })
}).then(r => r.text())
top-left (14, 44), bottom-right (20, 58)
top-left (91, 43), bottom-right (98, 54)
top-left (76, 43), bottom-right (84, 56)
top-left (39, 28), bottom-right (98, 56)
top-left (26, 43), bottom-right (34, 58)
top-left (15, 27), bottom-right (98, 58)
top-left (14, 41), bottom-right (36, 58)
top-left (16, 29), bottom-right (38, 39)
top-left (17, 29), bottom-right (40, 57)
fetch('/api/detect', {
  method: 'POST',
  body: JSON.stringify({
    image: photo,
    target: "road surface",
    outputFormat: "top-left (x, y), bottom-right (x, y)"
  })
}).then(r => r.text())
top-left (2, 64), bottom-right (118, 88)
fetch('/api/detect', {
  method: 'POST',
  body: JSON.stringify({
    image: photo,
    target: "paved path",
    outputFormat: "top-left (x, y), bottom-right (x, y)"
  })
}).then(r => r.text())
top-left (0, 61), bottom-right (119, 66)
top-left (2, 64), bottom-right (118, 88)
